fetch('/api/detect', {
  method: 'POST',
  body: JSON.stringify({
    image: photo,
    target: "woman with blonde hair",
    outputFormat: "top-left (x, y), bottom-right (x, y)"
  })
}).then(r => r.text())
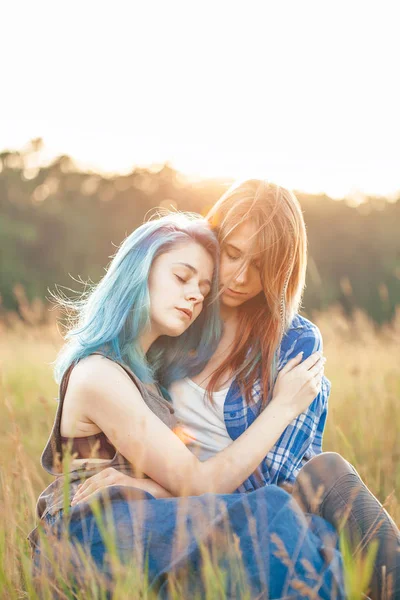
top-left (169, 179), bottom-right (326, 490)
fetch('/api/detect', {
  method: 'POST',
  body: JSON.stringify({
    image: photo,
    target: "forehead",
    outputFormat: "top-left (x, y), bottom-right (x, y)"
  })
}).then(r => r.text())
top-left (160, 241), bottom-right (214, 273)
top-left (224, 220), bottom-right (261, 254)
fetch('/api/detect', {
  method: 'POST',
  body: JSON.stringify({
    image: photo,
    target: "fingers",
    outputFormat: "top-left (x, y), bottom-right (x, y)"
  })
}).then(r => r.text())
top-left (281, 350), bottom-right (324, 376)
top-left (301, 351), bottom-right (324, 371)
top-left (279, 351), bottom-right (304, 375)
top-left (72, 488), bottom-right (106, 507)
top-left (313, 375), bottom-right (324, 393)
top-left (310, 376), bottom-right (323, 399)
top-left (307, 360), bottom-right (325, 402)
top-left (73, 472), bottom-right (101, 498)
top-left (309, 367), bottom-right (324, 398)
top-left (71, 479), bottom-right (106, 505)
top-left (71, 470), bottom-right (112, 505)
top-left (308, 357), bottom-right (326, 379)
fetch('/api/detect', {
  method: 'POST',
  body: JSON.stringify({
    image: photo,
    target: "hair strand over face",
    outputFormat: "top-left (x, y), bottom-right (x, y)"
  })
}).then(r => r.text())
top-left (206, 179), bottom-right (307, 406)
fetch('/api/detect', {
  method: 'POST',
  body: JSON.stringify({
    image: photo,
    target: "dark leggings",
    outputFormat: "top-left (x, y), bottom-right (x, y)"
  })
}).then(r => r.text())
top-left (292, 452), bottom-right (400, 599)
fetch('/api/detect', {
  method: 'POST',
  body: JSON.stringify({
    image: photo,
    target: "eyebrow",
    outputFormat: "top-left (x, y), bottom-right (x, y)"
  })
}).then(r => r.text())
top-left (173, 262), bottom-right (212, 288)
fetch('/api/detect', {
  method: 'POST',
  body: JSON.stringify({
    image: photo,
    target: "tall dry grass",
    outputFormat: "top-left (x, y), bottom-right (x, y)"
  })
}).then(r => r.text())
top-left (0, 298), bottom-right (399, 598)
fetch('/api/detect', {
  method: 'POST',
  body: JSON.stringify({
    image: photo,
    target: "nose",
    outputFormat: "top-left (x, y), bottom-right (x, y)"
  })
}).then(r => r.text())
top-left (184, 286), bottom-right (204, 304)
top-left (233, 262), bottom-right (249, 285)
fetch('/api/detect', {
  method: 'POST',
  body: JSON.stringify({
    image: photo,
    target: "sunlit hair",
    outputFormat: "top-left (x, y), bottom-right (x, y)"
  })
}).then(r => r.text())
top-left (206, 179), bottom-right (307, 406)
top-left (54, 213), bottom-right (221, 387)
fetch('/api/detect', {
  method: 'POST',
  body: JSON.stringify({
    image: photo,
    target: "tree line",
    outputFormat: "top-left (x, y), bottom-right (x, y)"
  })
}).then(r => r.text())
top-left (1, 141), bottom-right (399, 325)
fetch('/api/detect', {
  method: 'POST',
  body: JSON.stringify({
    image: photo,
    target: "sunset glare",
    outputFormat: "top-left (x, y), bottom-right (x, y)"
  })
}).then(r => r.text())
top-left (2, 0), bottom-right (399, 199)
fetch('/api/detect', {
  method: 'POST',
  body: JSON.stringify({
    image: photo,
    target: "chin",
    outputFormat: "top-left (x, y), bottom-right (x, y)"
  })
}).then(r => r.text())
top-left (162, 322), bottom-right (189, 338)
top-left (221, 294), bottom-right (246, 308)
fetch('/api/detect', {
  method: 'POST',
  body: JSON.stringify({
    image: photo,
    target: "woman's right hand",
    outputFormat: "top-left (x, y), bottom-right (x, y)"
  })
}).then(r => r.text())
top-left (271, 351), bottom-right (326, 421)
top-left (71, 468), bottom-right (173, 506)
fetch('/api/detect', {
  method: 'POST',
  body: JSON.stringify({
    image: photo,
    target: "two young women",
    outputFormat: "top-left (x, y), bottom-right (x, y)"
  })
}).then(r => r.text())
top-left (30, 181), bottom-right (399, 598)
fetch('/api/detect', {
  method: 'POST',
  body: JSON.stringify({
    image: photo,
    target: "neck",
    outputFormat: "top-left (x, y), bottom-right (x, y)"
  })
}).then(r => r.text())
top-left (220, 303), bottom-right (239, 326)
top-left (139, 326), bottom-right (159, 354)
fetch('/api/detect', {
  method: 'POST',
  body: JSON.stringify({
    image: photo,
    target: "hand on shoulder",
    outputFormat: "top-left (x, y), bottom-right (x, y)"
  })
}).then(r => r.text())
top-left (282, 315), bottom-right (323, 363)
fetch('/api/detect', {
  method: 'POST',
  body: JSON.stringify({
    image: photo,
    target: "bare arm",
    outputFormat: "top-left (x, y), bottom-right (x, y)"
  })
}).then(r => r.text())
top-left (66, 352), bottom-right (324, 497)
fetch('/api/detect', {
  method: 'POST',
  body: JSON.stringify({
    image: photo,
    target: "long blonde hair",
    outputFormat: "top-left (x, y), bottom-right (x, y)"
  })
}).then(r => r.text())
top-left (206, 179), bottom-right (307, 406)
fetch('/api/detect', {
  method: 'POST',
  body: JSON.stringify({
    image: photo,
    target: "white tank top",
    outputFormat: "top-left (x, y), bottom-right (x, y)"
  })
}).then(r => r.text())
top-left (169, 377), bottom-right (232, 461)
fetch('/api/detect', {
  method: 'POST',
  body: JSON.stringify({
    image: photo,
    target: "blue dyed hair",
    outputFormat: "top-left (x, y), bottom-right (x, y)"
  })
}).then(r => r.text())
top-left (54, 213), bottom-right (222, 386)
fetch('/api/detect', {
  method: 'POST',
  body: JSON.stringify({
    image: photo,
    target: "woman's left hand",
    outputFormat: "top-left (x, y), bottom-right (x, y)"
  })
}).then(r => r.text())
top-left (71, 467), bottom-right (172, 506)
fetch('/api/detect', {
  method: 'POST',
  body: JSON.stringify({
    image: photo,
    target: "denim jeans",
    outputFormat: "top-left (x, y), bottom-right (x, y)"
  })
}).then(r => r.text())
top-left (33, 484), bottom-right (344, 599)
top-left (293, 452), bottom-right (400, 600)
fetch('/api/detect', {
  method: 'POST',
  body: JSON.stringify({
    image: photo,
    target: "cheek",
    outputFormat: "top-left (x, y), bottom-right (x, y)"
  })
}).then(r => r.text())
top-left (192, 310), bottom-right (200, 323)
top-left (219, 258), bottom-right (233, 282)
top-left (162, 274), bottom-right (179, 298)
top-left (250, 274), bottom-right (263, 296)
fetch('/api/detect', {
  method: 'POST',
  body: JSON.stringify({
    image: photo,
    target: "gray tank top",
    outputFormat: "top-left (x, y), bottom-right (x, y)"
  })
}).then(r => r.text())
top-left (30, 353), bottom-right (177, 531)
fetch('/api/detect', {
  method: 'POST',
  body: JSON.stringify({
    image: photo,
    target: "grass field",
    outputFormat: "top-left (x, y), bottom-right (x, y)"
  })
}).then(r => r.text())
top-left (0, 305), bottom-right (399, 598)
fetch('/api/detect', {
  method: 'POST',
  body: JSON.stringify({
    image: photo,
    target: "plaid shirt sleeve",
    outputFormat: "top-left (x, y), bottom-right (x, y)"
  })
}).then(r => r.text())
top-left (235, 321), bottom-right (330, 493)
top-left (302, 375), bottom-right (329, 461)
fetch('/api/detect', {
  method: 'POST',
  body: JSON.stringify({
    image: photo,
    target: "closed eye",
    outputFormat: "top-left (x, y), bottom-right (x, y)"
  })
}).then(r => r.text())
top-left (226, 251), bottom-right (241, 261)
top-left (175, 274), bottom-right (186, 283)
top-left (223, 242), bottom-right (241, 260)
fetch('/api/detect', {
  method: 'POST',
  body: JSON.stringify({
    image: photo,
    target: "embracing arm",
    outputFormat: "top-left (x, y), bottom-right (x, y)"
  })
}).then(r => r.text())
top-left (67, 353), bottom-right (323, 497)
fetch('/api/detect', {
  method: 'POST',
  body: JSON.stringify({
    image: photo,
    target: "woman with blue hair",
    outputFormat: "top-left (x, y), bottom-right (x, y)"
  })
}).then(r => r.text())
top-left (30, 212), bottom-right (345, 598)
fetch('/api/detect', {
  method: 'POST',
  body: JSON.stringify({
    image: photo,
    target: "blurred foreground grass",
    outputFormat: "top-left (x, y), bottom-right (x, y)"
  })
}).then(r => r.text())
top-left (0, 305), bottom-right (399, 598)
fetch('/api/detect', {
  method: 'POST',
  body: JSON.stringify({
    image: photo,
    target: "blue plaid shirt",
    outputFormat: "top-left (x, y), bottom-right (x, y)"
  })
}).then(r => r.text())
top-left (223, 314), bottom-right (330, 493)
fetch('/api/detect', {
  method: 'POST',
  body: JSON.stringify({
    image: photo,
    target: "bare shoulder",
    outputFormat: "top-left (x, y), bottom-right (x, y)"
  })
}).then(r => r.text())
top-left (68, 355), bottom-right (139, 398)
top-left (61, 356), bottom-right (143, 436)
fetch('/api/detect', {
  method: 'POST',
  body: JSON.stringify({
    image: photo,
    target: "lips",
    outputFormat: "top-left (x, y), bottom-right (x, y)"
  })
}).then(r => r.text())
top-left (176, 307), bottom-right (193, 319)
top-left (226, 288), bottom-right (247, 296)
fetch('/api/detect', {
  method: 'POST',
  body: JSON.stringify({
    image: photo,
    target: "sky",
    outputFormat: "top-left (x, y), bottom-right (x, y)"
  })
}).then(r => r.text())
top-left (1, 0), bottom-right (399, 199)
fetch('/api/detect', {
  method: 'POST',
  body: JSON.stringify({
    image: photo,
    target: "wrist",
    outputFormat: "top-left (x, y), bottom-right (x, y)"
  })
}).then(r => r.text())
top-left (120, 473), bottom-right (138, 486)
top-left (266, 395), bottom-right (296, 425)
